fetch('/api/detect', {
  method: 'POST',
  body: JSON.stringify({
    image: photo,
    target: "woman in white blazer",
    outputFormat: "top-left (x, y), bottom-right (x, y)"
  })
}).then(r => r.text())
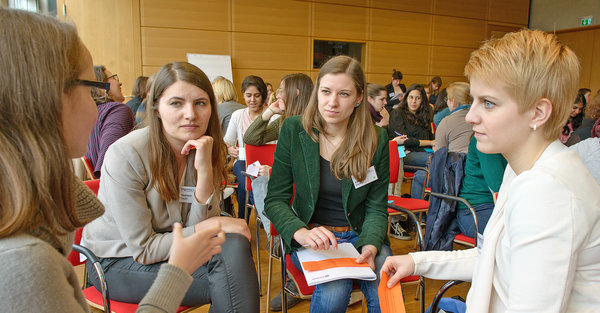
top-left (382, 29), bottom-right (600, 312)
top-left (82, 62), bottom-right (259, 312)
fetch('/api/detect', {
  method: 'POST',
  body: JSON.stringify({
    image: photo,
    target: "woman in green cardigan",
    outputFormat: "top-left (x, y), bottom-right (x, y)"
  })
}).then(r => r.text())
top-left (243, 73), bottom-right (313, 145)
top-left (264, 55), bottom-right (391, 313)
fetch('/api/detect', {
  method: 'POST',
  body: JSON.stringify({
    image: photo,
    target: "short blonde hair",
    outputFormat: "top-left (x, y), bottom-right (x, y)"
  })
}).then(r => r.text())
top-left (464, 29), bottom-right (580, 140)
top-left (446, 82), bottom-right (472, 107)
top-left (212, 76), bottom-right (238, 104)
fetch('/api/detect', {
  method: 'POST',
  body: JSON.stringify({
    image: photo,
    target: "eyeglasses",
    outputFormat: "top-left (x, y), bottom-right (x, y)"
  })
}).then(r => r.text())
top-left (73, 79), bottom-right (110, 94)
top-left (105, 74), bottom-right (119, 82)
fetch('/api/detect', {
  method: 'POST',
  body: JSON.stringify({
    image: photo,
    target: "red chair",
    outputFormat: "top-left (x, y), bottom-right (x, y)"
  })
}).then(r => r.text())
top-left (69, 179), bottom-right (196, 313)
top-left (243, 143), bottom-right (277, 294)
top-left (81, 156), bottom-right (96, 180)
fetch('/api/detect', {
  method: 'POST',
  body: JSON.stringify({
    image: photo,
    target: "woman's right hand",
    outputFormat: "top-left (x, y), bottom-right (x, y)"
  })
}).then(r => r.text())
top-left (392, 135), bottom-right (408, 145)
top-left (195, 216), bottom-right (251, 242)
top-left (227, 145), bottom-right (239, 158)
top-left (380, 254), bottom-right (416, 288)
top-left (293, 226), bottom-right (338, 250)
top-left (168, 222), bottom-right (225, 275)
top-left (268, 99), bottom-right (286, 115)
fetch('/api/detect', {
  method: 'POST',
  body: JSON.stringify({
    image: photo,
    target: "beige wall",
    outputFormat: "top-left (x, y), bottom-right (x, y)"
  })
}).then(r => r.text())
top-left (556, 26), bottom-right (600, 93)
top-left (58, 0), bottom-right (529, 98)
top-left (530, 0), bottom-right (600, 32)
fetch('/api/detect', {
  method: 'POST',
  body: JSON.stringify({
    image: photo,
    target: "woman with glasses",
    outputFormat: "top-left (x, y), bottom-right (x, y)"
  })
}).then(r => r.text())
top-left (84, 65), bottom-right (135, 178)
top-left (0, 8), bottom-right (227, 312)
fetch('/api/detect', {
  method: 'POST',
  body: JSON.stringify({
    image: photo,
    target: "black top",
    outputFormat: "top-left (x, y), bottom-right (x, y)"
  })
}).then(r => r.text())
top-left (385, 83), bottom-right (407, 113)
top-left (387, 109), bottom-right (434, 152)
top-left (310, 156), bottom-right (349, 227)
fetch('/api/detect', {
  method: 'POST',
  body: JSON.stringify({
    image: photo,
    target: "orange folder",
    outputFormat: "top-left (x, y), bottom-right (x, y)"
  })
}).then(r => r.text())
top-left (301, 257), bottom-right (371, 271)
top-left (378, 272), bottom-right (406, 313)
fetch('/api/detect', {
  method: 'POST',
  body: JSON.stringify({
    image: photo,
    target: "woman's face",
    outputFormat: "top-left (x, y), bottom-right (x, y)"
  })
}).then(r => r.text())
top-left (104, 69), bottom-right (125, 103)
top-left (317, 73), bottom-right (362, 129)
top-left (466, 76), bottom-right (533, 156)
top-left (432, 82), bottom-right (440, 92)
top-left (157, 80), bottom-right (212, 150)
top-left (570, 102), bottom-right (583, 118)
top-left (584, 91), bottom-right (591, 104)
top-left (243, 85), bottom-right (263, 113)
top-left (61, 47), bottom-right (98, 158)
top-left (392, 78), bottom-right (401, 88)
top-left (406, 89), bottom-right (422, 114)
top-left (369, 90), bottom-right (387, 112)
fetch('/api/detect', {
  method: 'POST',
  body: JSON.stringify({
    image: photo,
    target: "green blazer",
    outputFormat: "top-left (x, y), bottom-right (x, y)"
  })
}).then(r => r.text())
top-left (264, 116), bottom-right (390, 253)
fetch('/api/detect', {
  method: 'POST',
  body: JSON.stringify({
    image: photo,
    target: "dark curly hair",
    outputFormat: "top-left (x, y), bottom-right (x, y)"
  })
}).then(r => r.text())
top-left (399, 84), bottom-right (432, 129)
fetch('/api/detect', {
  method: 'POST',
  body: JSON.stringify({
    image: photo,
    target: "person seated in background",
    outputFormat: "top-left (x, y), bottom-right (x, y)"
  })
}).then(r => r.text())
top-left (82, 62), bottom-right (259, 311)
top-left (266, 81), bottom-right (274, 104)
top-left (434, 82), bottom-right (473, 154)
top-left (135, 74), bottom-right (154, 124)
top-left (560, 92), bottom-right (585, 145)
top-left (265, 55), bottom-right (391, 313)
top-left (570, 118), bottom-right (600, 184)
top-left (383, 29), bottom-right (600, 312)
top-left (573, 91), bottom-right (600, 141)
top-left (244, 73), bottom-right (313, 145)
top-left (367, 83), bottom-right (390, 128)
top-left (426, 76), bottom-right (442, 105)
top-left (224, 75), bottom-right (276, 219)
top-left (385, 69), bottom-right (406, 112)
top-left (213, 76), bottom-right (245, 135)
top-left (85, 65), bottom-right (135, 178)
top-left (0, 9), bottom-right (226, 313)
top-left (432, 88), bottom-right (449, 127)
top-left (125, 75), bottom-right (148, 115)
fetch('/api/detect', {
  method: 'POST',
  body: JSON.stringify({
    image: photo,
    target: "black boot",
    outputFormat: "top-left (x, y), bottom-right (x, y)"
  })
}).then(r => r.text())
top-left (269, 280), bottom-right (302, 311)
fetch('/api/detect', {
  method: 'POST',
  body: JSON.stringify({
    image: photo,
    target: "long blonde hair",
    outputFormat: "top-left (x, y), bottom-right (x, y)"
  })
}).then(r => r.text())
top-left (0, 8), bottom-right (85, 237)
top-left (146, 62), bottom-right (226, 201)
top-left (302, 56), bottom-right (377, 181)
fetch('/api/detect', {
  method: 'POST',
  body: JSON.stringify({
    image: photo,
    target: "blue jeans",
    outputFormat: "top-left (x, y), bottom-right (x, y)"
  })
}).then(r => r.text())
top-left (404, 151), bottom-right (430, 168)
top-left (411, 170), bottom-right (428, 199)
top-left (425, 297), bottom-right (466, 313)
top-left (251, 175), bottom-right (271, 238)
top-left (290, 231), bottom-right (393, 313)
top-left (233, 160), bottom-right (254, 218)
top-left (456, 202), bottom-right (494, 238)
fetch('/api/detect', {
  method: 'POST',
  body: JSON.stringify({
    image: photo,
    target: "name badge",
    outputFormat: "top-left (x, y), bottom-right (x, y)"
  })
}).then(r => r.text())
top-left (179, 186), bottom-right (196, 204)
top-left (352, 166), bottom-right (378, 189)
top-left (477, 232), bottom-right (484, 254)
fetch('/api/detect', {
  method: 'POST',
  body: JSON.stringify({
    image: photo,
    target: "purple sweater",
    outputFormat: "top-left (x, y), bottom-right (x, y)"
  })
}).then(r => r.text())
top-left (85, 101), bottom-right (135, 178)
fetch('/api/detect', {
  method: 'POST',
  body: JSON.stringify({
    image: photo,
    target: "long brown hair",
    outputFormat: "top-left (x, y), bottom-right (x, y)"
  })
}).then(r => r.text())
top-left (281, 73), bottom-right (313, 123)
top-left (0, 8), bottom-right (85, 237)
top-left (302, 56), bottom-right (377, 181)
top-left (146, 62), bottom-right (226, 201)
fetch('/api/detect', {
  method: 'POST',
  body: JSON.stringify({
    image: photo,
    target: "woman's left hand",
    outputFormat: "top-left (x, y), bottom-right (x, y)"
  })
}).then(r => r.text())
top-left (258, 165), bottom-right (271, 177)
top-left (181, 136), bottom-right (214, 203)
top-left (356, 244), bottom-right (378, 270)
top-left (196, 216), bottom-right (251, 242)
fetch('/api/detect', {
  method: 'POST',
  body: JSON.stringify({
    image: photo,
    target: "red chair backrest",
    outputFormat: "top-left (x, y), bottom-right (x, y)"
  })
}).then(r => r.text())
top-left (82, 156), bottom-right (96, 179)
top-left (245, 144), bottom-right (277, 192)
top-left (388, 140), bottom-right (400, 184)
top-left (84, 179), bottom-right (100, 195)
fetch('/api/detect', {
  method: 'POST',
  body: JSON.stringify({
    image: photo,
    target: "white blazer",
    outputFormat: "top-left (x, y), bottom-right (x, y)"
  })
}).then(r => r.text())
top-left (411, 140), bottom-right (600, 312)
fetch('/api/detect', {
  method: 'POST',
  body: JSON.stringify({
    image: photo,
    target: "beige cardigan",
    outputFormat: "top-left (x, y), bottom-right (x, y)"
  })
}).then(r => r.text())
top-left (82, 127), bottom-right (220, 264)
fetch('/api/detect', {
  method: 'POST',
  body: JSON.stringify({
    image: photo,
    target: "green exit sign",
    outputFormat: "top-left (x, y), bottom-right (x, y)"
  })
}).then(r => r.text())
top-left (582, 16), bottom-right (593, 26)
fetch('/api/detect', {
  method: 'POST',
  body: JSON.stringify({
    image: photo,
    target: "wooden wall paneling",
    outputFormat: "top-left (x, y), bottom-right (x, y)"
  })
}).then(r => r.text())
top-left (232, 0), bottom-right (310, 36)
top-left (438, 76), bottom-right (468, 87)
top-left (141, 27), bottom-right (231, 67)
top-left (433, 0), bottom-right (486, 20)
top-left (142, 66), bottom-right (162, 77)
top-left (311, 0), bottom-right (369, 6)
top-left (557, 30), bottom-right (594, 89)
top-left (64, 0), bottom-right (139, 96)
top-left (232, 33), bottom-right (310, 70)
top-left (312, 3), bottom-right (368, 40)
top-left (140, 0), bottom-right (230, 30)
top-left (432, 15), bottom-right (487, 48)
top-left (367, 73), bottom-right (432, 87)
top-left (590, 29), bottom-right (600, 93)
top-left (367, 41), bottom-right (430, 75)
top-left (486, 23), bottom-right (523, 40)
top-left (370, 0), bottom-right (433, 14)
top-left (430, 46), bottom-right (475, 77)
top-left (370, 8), bottom-right (432, 45)
top-left (488, 0), bottom-right (530, 25)
top-left (310, 70), bottom-right (320, 82)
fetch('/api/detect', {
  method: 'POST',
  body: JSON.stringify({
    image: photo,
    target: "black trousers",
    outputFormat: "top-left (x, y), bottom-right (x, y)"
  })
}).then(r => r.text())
top-left (87, 233), bottom-right (260, 312)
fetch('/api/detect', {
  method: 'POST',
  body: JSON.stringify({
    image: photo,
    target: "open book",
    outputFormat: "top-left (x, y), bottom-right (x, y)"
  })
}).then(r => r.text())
top-left (296, 242), bottom-right (376, 286)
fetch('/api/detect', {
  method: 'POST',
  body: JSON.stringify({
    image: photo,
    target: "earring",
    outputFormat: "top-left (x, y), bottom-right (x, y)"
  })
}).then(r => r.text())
top-left (532, 124), bottom-right (537, 131)
top-left (355, 103), bottom-right (360, 107)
